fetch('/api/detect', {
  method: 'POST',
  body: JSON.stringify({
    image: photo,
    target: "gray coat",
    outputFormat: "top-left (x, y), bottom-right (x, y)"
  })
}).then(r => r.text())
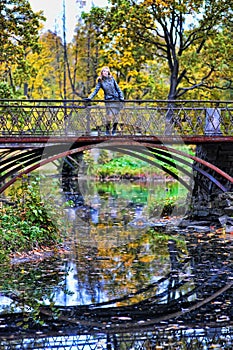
top-left (89, 77), bottom-right (124, 101)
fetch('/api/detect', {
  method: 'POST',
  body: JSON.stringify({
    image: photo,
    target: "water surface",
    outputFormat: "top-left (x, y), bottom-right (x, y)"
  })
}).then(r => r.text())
top-left (1, 178), bottom-right (233, 348)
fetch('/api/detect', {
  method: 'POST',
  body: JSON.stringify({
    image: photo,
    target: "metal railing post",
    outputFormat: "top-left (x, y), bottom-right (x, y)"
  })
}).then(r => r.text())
top-left (85, 104), bottom-right (91, 135)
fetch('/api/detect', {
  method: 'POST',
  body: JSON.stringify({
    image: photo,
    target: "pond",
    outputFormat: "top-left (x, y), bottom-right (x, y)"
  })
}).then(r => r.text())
top-left (0, 176), bottom-right (233, 349)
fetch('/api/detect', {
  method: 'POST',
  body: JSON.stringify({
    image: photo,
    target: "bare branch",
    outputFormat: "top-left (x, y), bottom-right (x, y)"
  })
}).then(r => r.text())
top-left (176, 67), bottom-right (216, 98)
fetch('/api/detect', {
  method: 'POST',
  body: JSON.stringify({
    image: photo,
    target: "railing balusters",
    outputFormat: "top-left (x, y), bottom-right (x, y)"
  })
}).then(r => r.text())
top-left (0, 99), bottom-right (232, 137)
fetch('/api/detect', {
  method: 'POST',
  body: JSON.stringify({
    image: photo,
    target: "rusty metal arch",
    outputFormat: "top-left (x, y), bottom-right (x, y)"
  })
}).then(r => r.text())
top-left (104, 146), bottom-right (193, 190)
top-left (105, 147), bottom-right (218, 192)
top-left (104, 141), bottom-right (233, 190)
top-left (0, 145), bottom-right (193, 193)
top-left (0, 144), bottom-right (69, 183)
top-left (107, 145), bottom-right (229, 192)
top-left (106, 141), bottom-right (233, 183)
top-left (0, 149), bottom-right (42, 182)
top-left (0, 140), bottom-right (233, 194)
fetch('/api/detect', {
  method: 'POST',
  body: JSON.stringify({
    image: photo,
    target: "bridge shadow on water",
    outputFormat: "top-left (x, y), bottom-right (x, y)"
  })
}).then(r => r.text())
top-left (1, 177), bottom-right (233, 349)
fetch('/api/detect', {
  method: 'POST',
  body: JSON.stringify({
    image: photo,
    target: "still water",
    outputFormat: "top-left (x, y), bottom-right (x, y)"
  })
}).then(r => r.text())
top-left (1, 177), bottom-right (233, 349)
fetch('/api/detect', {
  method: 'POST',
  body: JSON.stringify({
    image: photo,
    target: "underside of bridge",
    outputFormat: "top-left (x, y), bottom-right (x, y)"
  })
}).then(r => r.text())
top-left (1, 139), bottom-right (233, 222)
top-left (189, 143), bottom-right (233, 221)
top-left (0, 140), bottom-right (232, 193)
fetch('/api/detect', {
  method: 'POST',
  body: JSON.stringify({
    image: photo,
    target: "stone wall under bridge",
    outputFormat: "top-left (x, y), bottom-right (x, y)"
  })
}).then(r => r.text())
top-left (186, 143), bottom-right (233, 228)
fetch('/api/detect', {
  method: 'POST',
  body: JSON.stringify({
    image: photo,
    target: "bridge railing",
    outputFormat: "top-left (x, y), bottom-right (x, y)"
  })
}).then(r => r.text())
top-left (0, 99), bottom-right (232, 137)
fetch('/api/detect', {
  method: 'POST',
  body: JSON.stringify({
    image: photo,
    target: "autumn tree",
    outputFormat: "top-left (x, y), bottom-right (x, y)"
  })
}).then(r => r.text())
top-left (82, 7), bottom-right (157, 99)
top-left (25, 25), bottom-right (98, 99)
top-left (181, 24), bottom-right (233, 100)
top-left (0, 0), bottom-right (45, 95)
top-left (84, 0), bottom-right (232, 100)
top-left (25, 31), bottom-right (63, 99)
top-left (65, 18), bottom-right (100, 99)
top-left (95, 23), bottom-right (156, 99)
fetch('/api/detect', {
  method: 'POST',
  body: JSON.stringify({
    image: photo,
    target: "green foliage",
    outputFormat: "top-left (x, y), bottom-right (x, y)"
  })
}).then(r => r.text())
top-left (92, 154), bottom-right (153, 178)
top-left (0, 0), bottom-right (45, 93)
top-left (147, 181), bottom-right (188, 218)
top-left (95, 154), bottom-right (173, 178)
top-left (82, 147), bottom-right (194, 180)
top-left (82, 0), bottom-right (233, 100)
top-left (0, 82), bottom-right (14, 99)
top-left (0, 175), bottom-right (64, 261)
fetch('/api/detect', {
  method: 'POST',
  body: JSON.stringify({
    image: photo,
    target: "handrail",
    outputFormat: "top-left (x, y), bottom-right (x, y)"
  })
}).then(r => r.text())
top-left (0, 100), bottom-right (232, 137)
top-left (0, 99), bottom-right (232, 103)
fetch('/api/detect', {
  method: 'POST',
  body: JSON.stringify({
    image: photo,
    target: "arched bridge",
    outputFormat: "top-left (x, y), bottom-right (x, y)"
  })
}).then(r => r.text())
top-left (0, 99), bottom-right (233, 196)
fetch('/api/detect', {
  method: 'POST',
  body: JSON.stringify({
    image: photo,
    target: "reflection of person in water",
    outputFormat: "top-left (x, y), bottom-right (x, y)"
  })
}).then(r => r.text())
top-left (90, 195), bottom-right (101, 224)
top-left (90, 208), bottom-right (99, 224)
top-left (110, 197), bottom-right (117, 221)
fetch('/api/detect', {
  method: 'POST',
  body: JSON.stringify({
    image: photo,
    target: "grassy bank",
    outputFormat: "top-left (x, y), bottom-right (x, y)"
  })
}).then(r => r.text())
top-left (0, 176), bottom-right (64, 262)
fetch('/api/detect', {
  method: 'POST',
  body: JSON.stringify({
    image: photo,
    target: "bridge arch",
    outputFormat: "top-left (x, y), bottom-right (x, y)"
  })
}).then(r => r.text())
top-left (1, 140), bottom-right (232, 194)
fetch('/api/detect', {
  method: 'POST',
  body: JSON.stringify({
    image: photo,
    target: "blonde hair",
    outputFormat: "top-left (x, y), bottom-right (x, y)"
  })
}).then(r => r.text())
top-left (98, 66), bottom-right (112, 81)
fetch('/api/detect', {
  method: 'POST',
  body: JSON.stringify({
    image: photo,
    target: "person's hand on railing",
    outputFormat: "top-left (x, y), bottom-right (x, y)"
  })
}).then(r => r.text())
top-left (83, 98), bottom-right (91, 107)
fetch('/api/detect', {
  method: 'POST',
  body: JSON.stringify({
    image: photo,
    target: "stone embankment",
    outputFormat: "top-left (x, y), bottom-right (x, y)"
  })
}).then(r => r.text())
top-left (182, 192), bottom-right (233, 233)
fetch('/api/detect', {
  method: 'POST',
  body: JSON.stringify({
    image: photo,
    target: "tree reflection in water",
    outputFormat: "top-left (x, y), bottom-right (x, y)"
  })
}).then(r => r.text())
top-left (0, 178), bottom-right (232, 348)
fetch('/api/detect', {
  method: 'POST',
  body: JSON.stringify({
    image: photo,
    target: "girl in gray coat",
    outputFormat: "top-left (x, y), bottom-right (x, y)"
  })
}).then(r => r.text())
top-left (87, 66), bottom-right (124, 135)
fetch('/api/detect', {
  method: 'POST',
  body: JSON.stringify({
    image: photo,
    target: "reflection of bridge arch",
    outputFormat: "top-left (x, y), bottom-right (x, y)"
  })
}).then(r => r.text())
top-left (1, 230), bottom-right (233, 338)
top-left (2, 274), bottom-right (232, 336)
top-left (1, 140), bottom-right (233, 193)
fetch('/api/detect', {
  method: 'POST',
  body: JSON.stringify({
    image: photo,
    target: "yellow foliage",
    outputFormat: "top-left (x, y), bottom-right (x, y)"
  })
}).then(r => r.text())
top-left (139, 255), bottom-right (155, 263)
top-left (143, 0), bottom-right (169, 7)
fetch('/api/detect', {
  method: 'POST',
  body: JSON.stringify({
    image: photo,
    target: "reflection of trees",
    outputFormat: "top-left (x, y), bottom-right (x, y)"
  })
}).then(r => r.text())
top-left (58, 231), bottom-right (233, 334)
top-left (2, 174), bottom-right (233, 339)
top-left (185, 232), bottom-right (233, 297)
top-left (167, 238), bottom-right (184, 302)
top-left (62, 176), bottom-right (187, 228)
top-left (0, 257), bottom-right (67, 320)
top-left (1, 230), bottom-right (233, 341)
top-left (62, 178), bottom-right (189, 307)
top-left (62, 177), bottom-right (151, 224)
top-left (70, 230), bottom-right (187, 306)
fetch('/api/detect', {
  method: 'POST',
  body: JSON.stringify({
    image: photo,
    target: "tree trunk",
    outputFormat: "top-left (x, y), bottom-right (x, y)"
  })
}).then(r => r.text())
top-left (165, 61), bottom-right (178, 134)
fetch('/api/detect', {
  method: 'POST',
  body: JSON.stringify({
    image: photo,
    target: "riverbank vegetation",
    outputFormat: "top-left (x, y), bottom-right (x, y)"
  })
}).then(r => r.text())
top-left (80, 150), bottom-right (189, 216)
top-left (84, 151), bottom-right (163, 180)
top-left (0, 176), bottom-right (65, 263)
top-left (82, 147), bottom-right (194, 181)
